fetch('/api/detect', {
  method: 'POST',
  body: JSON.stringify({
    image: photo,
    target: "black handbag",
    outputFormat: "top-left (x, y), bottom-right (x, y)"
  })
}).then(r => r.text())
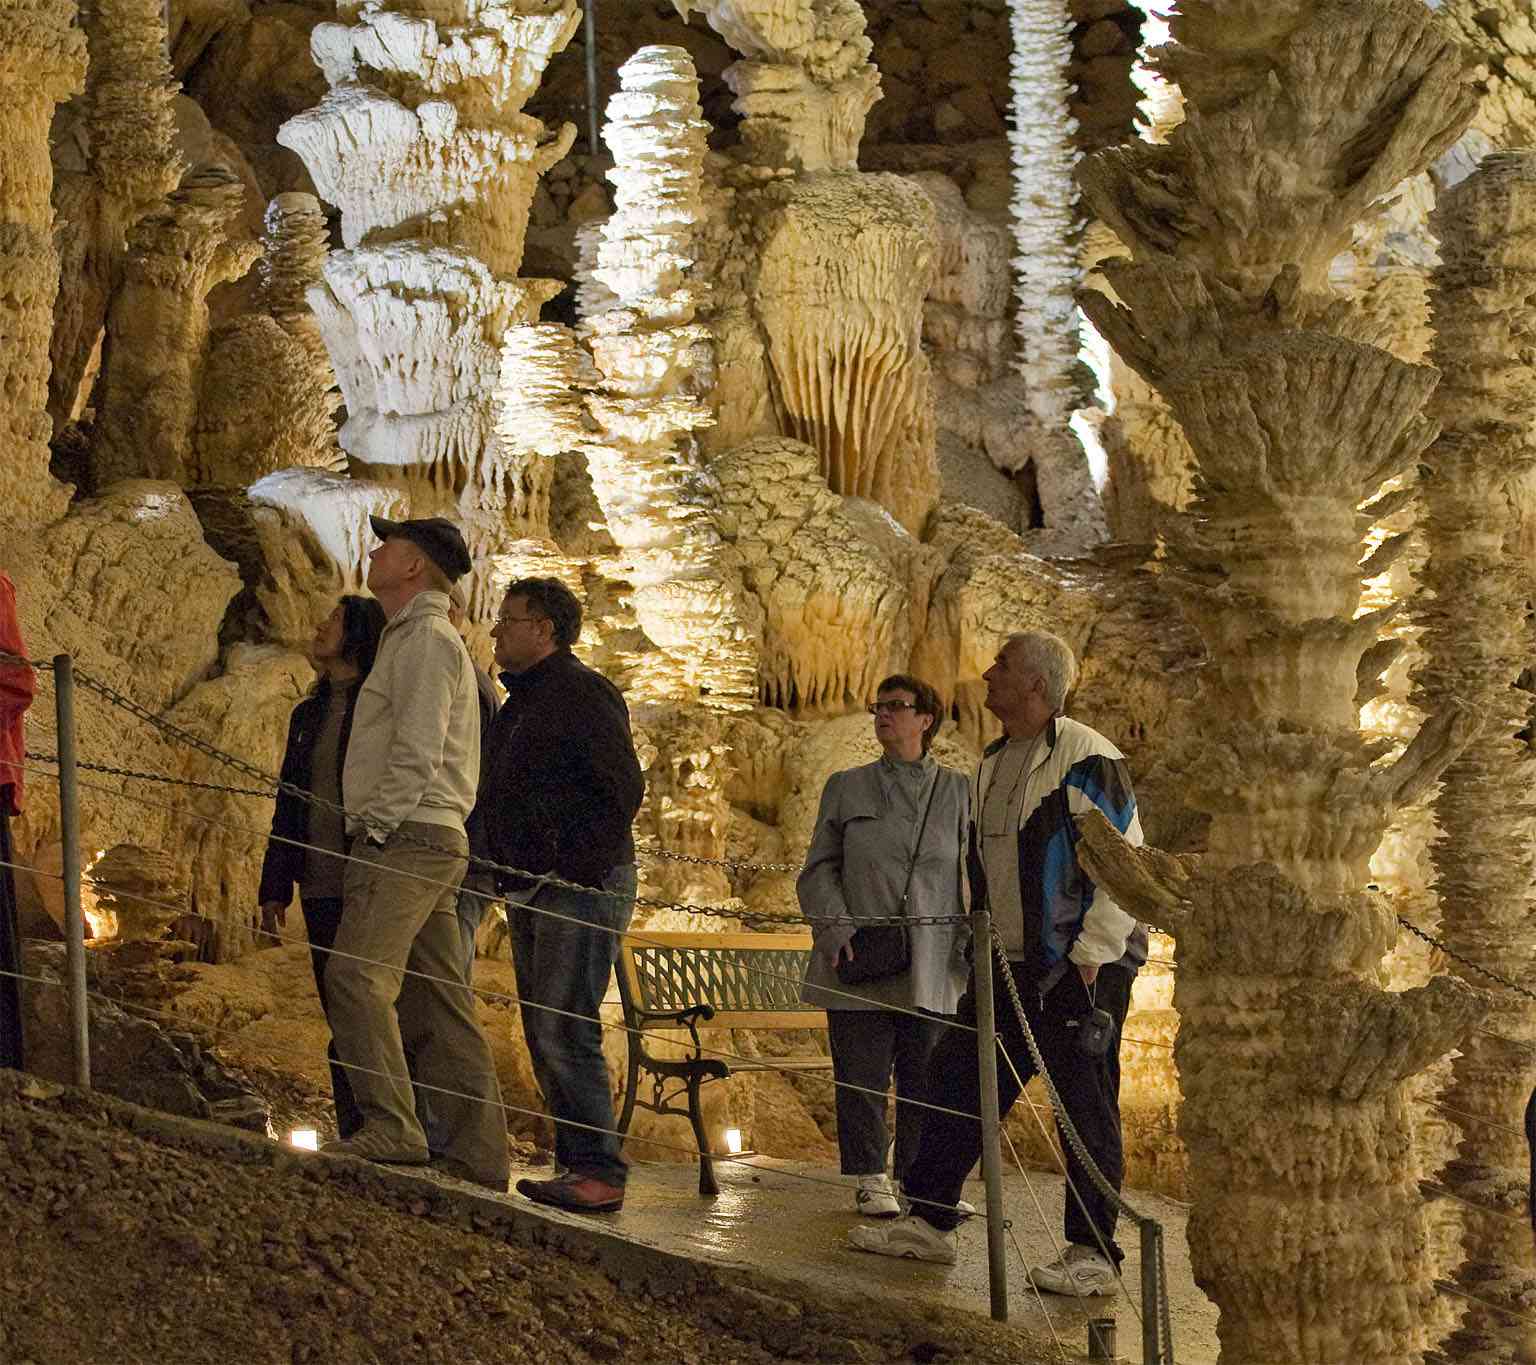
top-left (836, 773), bottom-right (940, 987)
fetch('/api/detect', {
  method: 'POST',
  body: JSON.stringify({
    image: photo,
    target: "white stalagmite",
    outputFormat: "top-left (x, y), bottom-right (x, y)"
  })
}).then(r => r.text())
top-left (580, 44), bottom-right (759, 711)
top-left (277, 0), bottom-right (581, 621)
top-left (1004, 0), bottom-right (1107, 546)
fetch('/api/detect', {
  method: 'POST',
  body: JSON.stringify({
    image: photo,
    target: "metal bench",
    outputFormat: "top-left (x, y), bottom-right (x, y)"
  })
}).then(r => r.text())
top-left (614, 930), bottom-right (831, 1196)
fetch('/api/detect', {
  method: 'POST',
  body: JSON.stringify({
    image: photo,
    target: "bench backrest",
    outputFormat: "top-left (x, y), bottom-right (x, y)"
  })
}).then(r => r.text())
top-left (617, 931), bottom-right (828, 1032)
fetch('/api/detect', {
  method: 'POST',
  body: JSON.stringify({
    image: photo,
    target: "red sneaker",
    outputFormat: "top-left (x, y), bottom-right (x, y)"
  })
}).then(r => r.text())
top-left (515, 1173), bottom-right (624, 1214)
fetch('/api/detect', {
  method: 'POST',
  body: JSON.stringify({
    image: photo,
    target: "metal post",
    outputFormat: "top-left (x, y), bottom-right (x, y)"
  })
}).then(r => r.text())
top-left (1141, 1220), bottom-right (1163, 1365)
top-left (54, 655), bottom-right (90, 1089)
top-left (583, 0), bottom-right (601, 157)
top-left (973, 909), bottom-right (1008, 1321)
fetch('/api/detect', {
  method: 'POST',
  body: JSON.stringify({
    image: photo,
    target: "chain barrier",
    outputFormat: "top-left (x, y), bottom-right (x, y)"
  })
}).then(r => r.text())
top-left (990, 930), bottom-right (1174, 1364)
top-left (21, 668), bottom-right (965, 933)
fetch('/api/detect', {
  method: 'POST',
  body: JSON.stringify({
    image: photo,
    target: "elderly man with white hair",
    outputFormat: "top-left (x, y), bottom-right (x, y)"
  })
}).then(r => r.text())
top-left (850, 629), bottom-right (1146, 1297)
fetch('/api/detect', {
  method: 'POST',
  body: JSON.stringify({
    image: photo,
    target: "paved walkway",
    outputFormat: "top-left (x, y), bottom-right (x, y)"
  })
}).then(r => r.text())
top-left (508, 1154), bottom-right (1219, 1363)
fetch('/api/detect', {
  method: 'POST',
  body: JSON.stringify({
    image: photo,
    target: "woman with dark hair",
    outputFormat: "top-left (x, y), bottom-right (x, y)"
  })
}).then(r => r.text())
top-left (798, 673), bottom-right (971, 1219)
top-left (257, 594), bottom-right (387, 1136)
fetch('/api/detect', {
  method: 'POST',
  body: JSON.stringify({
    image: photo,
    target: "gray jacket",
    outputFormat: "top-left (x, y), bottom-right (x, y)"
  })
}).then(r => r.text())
top-left (797, 758), bottom-right (970, 1013)
top-left (343, 590), bottom-right (480, 841)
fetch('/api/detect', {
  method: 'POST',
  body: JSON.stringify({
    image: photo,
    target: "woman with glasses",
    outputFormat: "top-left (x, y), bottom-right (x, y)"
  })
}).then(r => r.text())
top-left (798, 674), bottom-right (971, 1218)
top-left (256, 594), bottom-right (387, 1138)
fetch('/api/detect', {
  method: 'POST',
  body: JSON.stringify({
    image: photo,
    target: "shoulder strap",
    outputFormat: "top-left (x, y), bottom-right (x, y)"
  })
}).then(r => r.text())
top-left (899, 769), bottom-right (942, 908)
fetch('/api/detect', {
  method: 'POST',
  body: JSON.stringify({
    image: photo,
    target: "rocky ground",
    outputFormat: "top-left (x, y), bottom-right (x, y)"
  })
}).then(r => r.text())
top-left (0, 1071), bottom-right (1060, 1365)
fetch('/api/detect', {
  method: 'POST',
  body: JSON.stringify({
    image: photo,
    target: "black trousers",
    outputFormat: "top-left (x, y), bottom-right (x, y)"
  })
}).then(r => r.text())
top-left (903, 960), bottom-right (1133, 1259)
top-left (827, 1008), bottom-right (946, 1180)
top-left (300, 896), bottom-right (363, 1139)
top-left (0, 806), bottom-right (22, 1070)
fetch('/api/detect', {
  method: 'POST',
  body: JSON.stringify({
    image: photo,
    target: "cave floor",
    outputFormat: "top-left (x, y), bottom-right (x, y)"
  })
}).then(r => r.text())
top-left (506, 1151), bottom-right (1219, 1365)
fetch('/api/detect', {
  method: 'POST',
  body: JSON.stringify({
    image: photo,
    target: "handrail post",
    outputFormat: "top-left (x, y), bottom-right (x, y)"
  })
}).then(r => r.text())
top-left (973, 910), bottom-right (1008, 1321)
top-left (1141, 1219), bottom-right (1163, 1364)
top-left (583, 0), bottom-right (600, 156)
top-left (54, 654), bottom-right (90, 1089)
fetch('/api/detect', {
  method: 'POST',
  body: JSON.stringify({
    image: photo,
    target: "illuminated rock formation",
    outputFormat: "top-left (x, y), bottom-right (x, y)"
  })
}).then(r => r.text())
top-left (1076, 1), bottom-right (1489, 1358)
top-left (1414, 152), bottom-right (1536, 1363)
top-left (671, 0), bottom-right (879, 173)
top-left (1, 0), bottom-right (86, 528)
top-left (581, 44), bottom-right (759, 711)
top-left (278, 0), bottom-right (582, 630)
top-left (1004, 0), bottom-right (1106, 548)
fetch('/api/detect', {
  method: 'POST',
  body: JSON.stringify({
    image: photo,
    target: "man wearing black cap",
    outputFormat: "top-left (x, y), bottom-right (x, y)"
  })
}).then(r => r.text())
top-left (321, 515), bottom-right (509, 1190)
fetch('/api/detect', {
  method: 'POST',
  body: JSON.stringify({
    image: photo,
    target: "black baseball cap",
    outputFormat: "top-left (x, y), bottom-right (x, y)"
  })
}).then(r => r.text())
top-left (368, 515), bottom-right (472, 581)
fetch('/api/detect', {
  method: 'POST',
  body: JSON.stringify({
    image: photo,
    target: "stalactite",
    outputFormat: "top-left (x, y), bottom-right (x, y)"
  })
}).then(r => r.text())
top-left (0, 0), bottom-right (86, 528)
top-left (1075, 2), bottom-right (1489, 1359)
top-left (1005, 0), bottom-right (1107, 548)
top-left (1414, 151), bottom-right (1536, 1365)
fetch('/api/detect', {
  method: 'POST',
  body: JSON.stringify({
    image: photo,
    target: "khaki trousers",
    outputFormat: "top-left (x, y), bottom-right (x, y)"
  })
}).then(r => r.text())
top-left (327, 822), bottom-right (509, 1186)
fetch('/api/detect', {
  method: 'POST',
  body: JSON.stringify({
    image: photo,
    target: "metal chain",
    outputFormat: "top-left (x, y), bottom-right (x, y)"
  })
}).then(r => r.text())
top-left (31, 667), bottom-right (967, 932)
top-left (1394, 915), bottom-right (1536, 1006)
top-left (633, 843), bottom-right (802, 876)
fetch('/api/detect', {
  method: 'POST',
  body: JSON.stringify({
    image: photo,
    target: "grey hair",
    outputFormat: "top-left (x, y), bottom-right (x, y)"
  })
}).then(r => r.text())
top-left (1004, 630), bottom-right (1078, 712)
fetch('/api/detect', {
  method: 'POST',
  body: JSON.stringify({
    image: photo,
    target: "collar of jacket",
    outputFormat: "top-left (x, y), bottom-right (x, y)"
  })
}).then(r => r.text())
top-left (498, 646), bottom-right (574, 694)
top-left (981, 714), bottom-right (1059, 759)
top-left (383, 589), bottom-right (451, 631)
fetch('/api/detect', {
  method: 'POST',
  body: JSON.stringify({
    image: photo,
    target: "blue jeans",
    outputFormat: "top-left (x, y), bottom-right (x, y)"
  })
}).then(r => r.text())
top-left (508, 864), bottom-right (636, 1185)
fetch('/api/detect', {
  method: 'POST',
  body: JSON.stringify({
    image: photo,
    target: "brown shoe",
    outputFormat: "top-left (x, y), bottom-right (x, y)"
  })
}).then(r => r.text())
top-left (515, 1173), bottom-right (624, 1214)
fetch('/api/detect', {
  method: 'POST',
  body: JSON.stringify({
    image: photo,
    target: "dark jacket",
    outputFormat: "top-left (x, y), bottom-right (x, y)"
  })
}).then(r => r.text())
top-left (476, 649), bottom-right (644, 889)
top-left (258, 680), bottom-right (362, 906)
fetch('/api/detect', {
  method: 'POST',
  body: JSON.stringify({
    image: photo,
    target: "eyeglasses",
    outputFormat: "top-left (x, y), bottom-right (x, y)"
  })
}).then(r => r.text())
top-left (494, 614), bottom-right (541, 628)
top-left (868, 700), bottom-right (918, 716)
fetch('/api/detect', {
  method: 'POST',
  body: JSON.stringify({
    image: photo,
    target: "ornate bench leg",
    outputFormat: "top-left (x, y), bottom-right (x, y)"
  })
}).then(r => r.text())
top-left (617, 1032), bottom-right (640, 1137)
top-left (686, 1071), bottom-right (718, 1197)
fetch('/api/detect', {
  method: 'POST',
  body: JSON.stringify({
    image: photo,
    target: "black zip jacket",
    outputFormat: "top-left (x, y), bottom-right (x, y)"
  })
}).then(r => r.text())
top-left (476, 649), bottom-right (644, 889)
top-left (257, 680), bottom-right (361, 906)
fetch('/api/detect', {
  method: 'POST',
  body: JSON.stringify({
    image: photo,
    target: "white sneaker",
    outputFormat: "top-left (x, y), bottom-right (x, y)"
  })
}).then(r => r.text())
top-left (848, 1214), bottom-right (959, 1265)
top-left (1028, 1244), bottom-right (1118, 1296)
top-left (854, 1173), bottom-right (901, 1218)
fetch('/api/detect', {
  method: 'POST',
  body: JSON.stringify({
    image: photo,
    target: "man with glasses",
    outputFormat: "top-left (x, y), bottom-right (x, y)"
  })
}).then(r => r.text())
top-left (850, 630), bottom-right (1145, 1295)
top-left (475, 576), bottom-right (644, 1213)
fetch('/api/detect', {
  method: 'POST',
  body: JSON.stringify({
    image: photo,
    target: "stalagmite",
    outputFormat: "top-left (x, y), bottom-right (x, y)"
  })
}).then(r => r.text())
top-left (193, 193), bottom-right (345, 487)
top-left (1076, 1), bottom-right (1489, 1359)
top-left (1, 0), bottom-right (86, 528)
top-left (1414, 152), bottom-right (1536, 1364)
top-left (278, 0), bottom-right (582, 633)
top-left (1003, 0), bottom-right (1107, 548)
top-left (671, 0), bottom-right (879, 173)
top-left (48, 0), bottom-right (184, 432)
top-left (580, 44), bottom-right (759, 711)
top-left (94, 166), bottom-right (258, 486)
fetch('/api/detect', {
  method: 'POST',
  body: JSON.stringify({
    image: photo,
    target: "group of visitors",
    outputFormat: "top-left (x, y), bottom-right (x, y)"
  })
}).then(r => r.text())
top-left (258, 514), bottom-right (1145, 1295)
top-left (257, 515), bottom-right (644, 1213)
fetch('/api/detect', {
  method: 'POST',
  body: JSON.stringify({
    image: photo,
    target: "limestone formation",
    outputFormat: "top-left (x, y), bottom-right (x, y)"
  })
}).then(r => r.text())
top-left (48, 0), bottom-right (184, 434)
top-left (1004, 0), bottom-right (1107, 548)
top-left (278, 0), bottom-right (583, 634)
top-left (193, 194), bottom-right (345, 487)
top-left (94, 166), bottom-right (259, 486)
top-left (671, 0), bottom-right (879, 172)
top-left (1076, 1), bottom-right (1489, 1358)
top-left (1414, 152), bottom-right (1536, 1363)
top-left (581, 45), bottom-right (759, 711)
top-left (1, 0), bottom-right (86, 528)
top-left (748, 171), bottom-right (940, 536)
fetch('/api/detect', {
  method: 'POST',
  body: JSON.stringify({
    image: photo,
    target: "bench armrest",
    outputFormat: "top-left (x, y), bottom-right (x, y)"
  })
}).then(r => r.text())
top-left (629, 1003), bottom-right (715, 1053)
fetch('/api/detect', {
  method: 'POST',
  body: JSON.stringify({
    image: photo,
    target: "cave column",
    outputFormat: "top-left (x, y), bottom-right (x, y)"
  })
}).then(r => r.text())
top-left (1415, 151), bottom-right (1536, 1362)
top-left (0, 0), bottom-right (87, 528)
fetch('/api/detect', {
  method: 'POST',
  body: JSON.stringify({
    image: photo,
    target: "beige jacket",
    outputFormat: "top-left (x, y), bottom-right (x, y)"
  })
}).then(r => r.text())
top-left (343, 590), bottom-right (480, 840)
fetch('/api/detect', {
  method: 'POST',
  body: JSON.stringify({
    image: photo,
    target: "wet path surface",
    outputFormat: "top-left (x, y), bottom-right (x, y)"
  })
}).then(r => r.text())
top-left (509, 1154), bottom-right (1219, 1363)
